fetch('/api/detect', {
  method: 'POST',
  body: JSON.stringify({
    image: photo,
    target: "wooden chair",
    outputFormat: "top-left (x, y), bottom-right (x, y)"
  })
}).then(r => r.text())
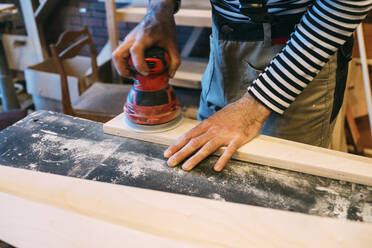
top-left (50, 26), bottom-right (130, 122)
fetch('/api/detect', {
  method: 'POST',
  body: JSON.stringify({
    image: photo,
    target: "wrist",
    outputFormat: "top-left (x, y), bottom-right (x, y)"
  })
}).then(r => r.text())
top-left (240, 93), bottom-right (271, 123)
top-left (148, 0), bottom-right (176, 17)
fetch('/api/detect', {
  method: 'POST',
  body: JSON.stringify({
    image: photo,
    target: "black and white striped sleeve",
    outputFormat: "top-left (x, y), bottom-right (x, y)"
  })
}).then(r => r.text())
top-left (247, 0), bottom-right (372, 114)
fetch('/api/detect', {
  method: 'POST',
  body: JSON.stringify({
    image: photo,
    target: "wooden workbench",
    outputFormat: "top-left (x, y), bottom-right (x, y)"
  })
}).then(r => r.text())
top-left (0, 110), bottom-right (371, 221)
top-left (1, 111), bottom-right (372, 247)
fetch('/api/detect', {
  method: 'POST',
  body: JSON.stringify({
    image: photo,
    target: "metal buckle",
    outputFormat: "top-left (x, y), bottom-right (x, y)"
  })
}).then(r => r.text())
top-left (238, 0), bottom-right (270, 23)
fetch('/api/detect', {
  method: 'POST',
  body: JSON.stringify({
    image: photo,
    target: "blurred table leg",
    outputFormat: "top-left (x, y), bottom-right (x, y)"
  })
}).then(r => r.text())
top-left (0, 36), bottom-right (20, 111)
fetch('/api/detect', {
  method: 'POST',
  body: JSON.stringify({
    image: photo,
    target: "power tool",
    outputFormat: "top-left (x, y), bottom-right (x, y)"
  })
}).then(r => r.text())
top-left (123, 47), bottom-right (182, 132)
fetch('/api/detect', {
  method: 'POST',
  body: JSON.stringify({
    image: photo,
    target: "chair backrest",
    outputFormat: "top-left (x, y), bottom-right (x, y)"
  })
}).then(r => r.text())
top-left (50, 26), bottom-right (99, 115)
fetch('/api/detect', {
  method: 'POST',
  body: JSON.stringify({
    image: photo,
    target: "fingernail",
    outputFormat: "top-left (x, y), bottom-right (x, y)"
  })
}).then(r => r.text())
top-left (164, 150), bottom-right (171, 158)
top-left (182, 164), bottom-right (189, 171)
top-left (167, 157), bottom-right (177, 167)
top-left (214, 165), bottom-right (222, 172)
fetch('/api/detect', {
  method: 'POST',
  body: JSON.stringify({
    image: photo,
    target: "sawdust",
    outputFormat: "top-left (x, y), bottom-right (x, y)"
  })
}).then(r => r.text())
top-left (209, 193), bottom-right (226, 202)
top-left (361, 205), bottom-right (372, 222)
top-left (229, 162), bottom-right (311, 190)
top-left (113, 151), bottom-right (186, 180)
top-left (28, 163), bottom-right (39, 171)
top-left (331, 197), bottom-right (349, 219)
top-left (30, 131), bottom-right (121, 177)
top-left (215, 159), bottom-right (372, 222)
top-left (42, 114), bottom-right (67, 124)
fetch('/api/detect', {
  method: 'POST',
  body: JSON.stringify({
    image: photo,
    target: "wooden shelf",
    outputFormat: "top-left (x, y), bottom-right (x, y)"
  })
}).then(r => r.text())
top-left (170, 59), bottom-right (207, 89)
top-left (115, 7), bottom-right (211, 27)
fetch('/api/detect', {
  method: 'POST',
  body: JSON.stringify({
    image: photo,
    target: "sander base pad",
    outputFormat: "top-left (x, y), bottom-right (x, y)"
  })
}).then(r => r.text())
top-left (123, 114), bottom-right (183, 133)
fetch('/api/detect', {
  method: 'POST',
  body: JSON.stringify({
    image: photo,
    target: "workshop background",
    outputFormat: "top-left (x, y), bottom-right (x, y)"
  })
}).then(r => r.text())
top-left (0, 1), bottom-right (372, 247)
top-left (2, 0), bottom-right (211, 57)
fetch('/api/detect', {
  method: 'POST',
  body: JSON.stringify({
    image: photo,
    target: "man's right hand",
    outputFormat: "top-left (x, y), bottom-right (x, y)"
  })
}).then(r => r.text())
top-left (112, 0), bottom-right (180, 78)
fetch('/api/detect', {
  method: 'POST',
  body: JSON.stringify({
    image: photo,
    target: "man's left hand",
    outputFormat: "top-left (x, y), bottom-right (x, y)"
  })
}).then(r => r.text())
top-left (164, 93), bottom-right (271, 171)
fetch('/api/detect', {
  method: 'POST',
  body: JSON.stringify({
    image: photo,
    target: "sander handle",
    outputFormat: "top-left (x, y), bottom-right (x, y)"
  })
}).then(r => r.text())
top-left (129, 47), bottom-right (170, 76)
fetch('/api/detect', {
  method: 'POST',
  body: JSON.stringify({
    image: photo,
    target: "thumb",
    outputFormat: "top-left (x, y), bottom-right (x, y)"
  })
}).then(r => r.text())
top-left (166, 44), bottom-right (181, 78)
top-left (130, 41), bottom-right (149, 76)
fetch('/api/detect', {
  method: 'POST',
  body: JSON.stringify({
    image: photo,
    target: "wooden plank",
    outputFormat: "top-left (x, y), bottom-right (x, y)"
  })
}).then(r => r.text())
top-left (115, 7), bottom-right (212, 28)
top-left (103, 114), bottom-right (372, 186)
top-left (104, 0), bottom-right (122, 82)
top-left (105, 0), bottom-right (119, 53)
top-left (354, 58), bottom-right (372, 65)
top-left (170, 59), bottom-right (207, 89)
top-left (356, 25), bottom-right (372, 137)
top-left (0, 192), bottom-right (193, 248)
top-left (353, 23), bottom-right (372, 59)
top-left (19, 0), bottom-right (48, 62)
top-left (0, 165), bottom-right (371, 247)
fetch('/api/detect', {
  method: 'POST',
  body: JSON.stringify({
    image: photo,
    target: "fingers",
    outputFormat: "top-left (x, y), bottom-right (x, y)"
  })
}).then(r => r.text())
top-left (164, 122), bottom-right (208, 158)
top-left (166, 132), bottom-right (212, 167)
top-left (165, 44), bottom-right (181, 78)
top-left (182, 138), bottom-right (224, 171)
top-left (130, 41), bottom-right (149, 76)
top-left (112, 43), bottom-right (132, 78)
top-left (113, 35), bottom-right (179, 78)
top-left (214, 141), bottom-right (240, 172)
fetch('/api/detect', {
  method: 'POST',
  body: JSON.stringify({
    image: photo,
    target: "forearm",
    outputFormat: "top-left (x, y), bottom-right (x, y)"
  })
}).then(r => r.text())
top-left (248, 0), bottom-right (372, 115)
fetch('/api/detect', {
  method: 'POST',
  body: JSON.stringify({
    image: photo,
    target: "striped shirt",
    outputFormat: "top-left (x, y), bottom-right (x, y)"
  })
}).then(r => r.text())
top-left (212, 0), bottom-right (372, 114)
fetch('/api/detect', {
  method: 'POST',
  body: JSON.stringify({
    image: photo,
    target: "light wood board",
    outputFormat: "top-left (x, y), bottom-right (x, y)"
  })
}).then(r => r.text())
top-left (103, 114), bottom-right (372, 186)
top-left (0, 165), bottom-right (372, 247)
top-left (0, 192), bottom-right (194, 248)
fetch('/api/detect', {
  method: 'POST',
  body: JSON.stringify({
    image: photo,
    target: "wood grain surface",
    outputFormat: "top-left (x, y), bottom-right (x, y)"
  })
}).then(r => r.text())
top-left (0, 165), bottom-right (371, 247)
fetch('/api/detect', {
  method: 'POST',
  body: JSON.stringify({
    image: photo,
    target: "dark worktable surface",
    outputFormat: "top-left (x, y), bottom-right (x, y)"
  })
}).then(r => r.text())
top-left (1, 110), bottom-right (371, 223)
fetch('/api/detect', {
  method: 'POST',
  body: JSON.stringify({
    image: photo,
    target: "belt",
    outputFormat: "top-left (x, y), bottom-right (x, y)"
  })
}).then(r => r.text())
top-left (213, 8), bottom-right (303, 44)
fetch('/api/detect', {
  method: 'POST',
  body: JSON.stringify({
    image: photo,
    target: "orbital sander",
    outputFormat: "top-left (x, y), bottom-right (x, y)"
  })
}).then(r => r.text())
top-left (123, 47), bottom-right (182, 132)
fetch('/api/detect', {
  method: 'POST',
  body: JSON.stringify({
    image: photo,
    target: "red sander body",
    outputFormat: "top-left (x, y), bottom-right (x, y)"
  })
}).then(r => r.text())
top-left (123, 47), bottom-right (182, 132)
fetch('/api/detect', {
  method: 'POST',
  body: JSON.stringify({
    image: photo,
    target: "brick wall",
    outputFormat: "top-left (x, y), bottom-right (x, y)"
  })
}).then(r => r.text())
top-left (3, 0), bottom-right (210, 57)
top-left (42, 0), bottom-right (210, 57)
top-left (44, 0), bottom-right (113, 53)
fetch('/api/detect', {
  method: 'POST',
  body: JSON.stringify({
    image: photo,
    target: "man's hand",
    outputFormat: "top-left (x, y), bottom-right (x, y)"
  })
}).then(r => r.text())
top-left (112, 0), bottom-right (180, 78)
top-left (164, 93), bottom-right (271, 171)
